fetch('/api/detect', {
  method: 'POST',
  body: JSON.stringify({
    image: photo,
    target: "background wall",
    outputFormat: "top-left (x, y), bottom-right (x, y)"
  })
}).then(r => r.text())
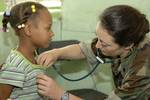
top-left (0, 0), bottom-right (150, 95)
top-left (61, 0), bottom-right (150, 42)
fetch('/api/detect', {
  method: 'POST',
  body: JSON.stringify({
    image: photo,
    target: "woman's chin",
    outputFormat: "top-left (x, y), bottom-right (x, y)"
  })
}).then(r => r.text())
top-left (101, 51), bottom-right (107, 55)
top-left (102, 51), bottom-right (113, 57)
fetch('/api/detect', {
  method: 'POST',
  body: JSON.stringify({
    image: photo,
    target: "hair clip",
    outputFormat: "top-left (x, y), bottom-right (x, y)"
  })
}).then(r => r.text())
top-left (5, 10), bottom-right (11, 16)
top-left (31, 5), bottom-right (36, 13)
top-left (17, 24), bottom-right (25, 29)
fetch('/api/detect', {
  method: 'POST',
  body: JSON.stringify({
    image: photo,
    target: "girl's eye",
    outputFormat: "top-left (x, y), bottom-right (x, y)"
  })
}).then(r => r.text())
top-left (46, 26), bottom-right (50, 31)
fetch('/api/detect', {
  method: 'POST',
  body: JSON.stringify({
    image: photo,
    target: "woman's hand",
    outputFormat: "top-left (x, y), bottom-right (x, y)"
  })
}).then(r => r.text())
top-left (37, 74), bottom-right (64, 100)
top-left (37, 49), bottom-right (60, 67)
top-left (37, 74), bottom-right (83, 100)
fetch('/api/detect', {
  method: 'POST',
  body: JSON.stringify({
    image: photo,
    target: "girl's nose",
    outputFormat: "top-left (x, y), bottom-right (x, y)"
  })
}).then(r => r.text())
top-left (50, 30), bottom-right (54, 37)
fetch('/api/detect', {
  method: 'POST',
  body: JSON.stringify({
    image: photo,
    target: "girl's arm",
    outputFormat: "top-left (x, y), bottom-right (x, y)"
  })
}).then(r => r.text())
top-left (0, 84), bottom-right (13, 100)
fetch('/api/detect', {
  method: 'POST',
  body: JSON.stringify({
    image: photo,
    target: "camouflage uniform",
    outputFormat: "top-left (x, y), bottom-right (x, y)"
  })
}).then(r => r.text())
top-left (79, 37), bottom-right (150, 100)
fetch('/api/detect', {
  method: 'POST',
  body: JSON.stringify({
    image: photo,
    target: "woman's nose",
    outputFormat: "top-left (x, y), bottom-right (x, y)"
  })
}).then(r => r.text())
top-left (96, 41), bottom-right (102, 49)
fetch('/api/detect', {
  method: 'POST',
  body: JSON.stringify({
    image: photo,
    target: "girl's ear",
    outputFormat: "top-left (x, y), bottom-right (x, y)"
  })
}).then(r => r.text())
top-left (24, 22), bottom-right (32, 36)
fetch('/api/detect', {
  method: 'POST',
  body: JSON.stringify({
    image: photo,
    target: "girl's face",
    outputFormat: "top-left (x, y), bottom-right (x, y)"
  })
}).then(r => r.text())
top-left (95, 23), bottom-right (126, 58)
top-left (29, 9), bottom-right (54, 48)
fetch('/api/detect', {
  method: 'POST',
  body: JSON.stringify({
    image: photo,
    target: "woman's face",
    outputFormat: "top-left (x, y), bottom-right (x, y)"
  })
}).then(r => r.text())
top-left (29, 9), bottom-right (54, 48)
top-left (95, 23), bottom-right (125, 58)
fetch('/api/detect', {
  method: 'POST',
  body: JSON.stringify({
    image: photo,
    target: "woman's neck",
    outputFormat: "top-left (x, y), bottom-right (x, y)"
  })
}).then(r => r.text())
top-left (120, 49), bottom-right (130, 59)
top-left (17, 39), bottom-right (37, 64)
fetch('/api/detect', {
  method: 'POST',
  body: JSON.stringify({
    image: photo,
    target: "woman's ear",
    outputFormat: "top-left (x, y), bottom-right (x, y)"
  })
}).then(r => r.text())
top-left (124, 43), bottom-right (134, 50)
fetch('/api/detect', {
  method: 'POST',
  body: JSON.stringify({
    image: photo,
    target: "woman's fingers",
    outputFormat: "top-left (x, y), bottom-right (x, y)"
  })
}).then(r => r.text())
top-left (37, 78), bottom-right (47, 86)
top-left (37, 74), bottom-right (54, 87)
top-left (37, 83), bottom-right (47, 92)
top-left (37, 50), bottom-right (57, 67)
top-left (43, 56), bottom-right (53, 67)
top-left (37, 74), bottom-right (51, 95)
top-left (37, 74), bottom-right (49, 81)
top-left (37, 74), bottom-right (53, 98)
top-left (38, 89), bottom-right (45, 95)
top-left (37, 53), bottom-right (43, 64)
top-left (37, 53), bottom-right (47, 65)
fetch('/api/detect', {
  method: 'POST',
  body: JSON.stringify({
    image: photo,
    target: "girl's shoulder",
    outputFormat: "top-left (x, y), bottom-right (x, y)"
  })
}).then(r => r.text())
top-left (3, 49), bottom-right (45, 71)
top-left (3, 49), bottom-right (28, 68)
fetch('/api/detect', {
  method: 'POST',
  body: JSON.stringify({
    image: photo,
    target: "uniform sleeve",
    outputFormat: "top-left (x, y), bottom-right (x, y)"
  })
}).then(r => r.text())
top-left (0, 63), bottom-right (25, 88)
top-left (105, 57), bottom-right (150, 100)
top-left (79, 42), bottom-right (97, 65)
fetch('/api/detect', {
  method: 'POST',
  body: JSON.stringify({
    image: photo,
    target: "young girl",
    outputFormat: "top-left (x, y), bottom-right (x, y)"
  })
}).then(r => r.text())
top-left (0, 1), bottom-right (53, 100)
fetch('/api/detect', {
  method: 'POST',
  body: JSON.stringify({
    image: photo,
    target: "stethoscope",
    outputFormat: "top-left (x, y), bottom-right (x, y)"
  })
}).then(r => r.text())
top-left (52, 48), bottom-right (112, 81)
